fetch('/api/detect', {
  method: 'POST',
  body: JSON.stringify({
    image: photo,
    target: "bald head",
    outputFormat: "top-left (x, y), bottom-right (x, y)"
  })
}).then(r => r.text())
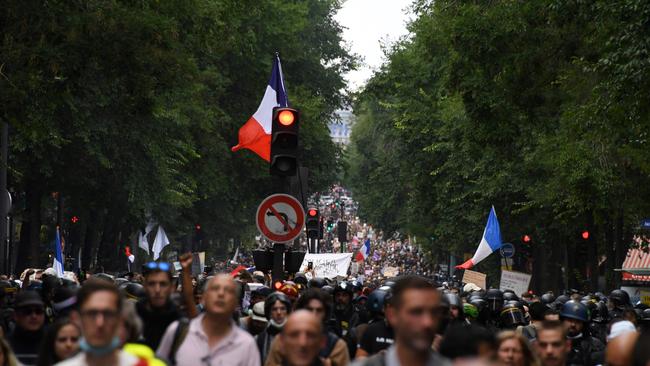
top-left (281, 310), bottom-right (323, 366)
top-left (607, 331), bottom-right (638, 366)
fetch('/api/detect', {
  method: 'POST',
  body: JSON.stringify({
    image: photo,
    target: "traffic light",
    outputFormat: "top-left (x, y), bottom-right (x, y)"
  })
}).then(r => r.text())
top-left (270, 107), bottom-right (299, 176)
top-left (71, 216), bottom-right (79, 224)
top-left (326, 219), bottom-right (334, 232)
top-left (581, 230), bottom-right (590, 240)
top-left (338, 221), bottom-right (348, 243)
top-left (522, 235), bottom-right (531, 243)
top-left (306, 208), bottom-right (320, 239)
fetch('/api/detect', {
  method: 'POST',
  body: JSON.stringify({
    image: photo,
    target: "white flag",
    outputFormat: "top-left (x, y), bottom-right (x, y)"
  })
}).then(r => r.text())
top-left (139, 220), bottom-right (156, 255)
top-left (231, 247), bottom-right (240, 264)
top-left (152, 225), bottom-right (170, 261)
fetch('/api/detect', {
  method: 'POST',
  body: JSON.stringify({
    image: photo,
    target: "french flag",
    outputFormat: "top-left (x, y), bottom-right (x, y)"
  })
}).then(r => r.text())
top-left (356, 239), bottom-right (371, 262)
top-left (231, 55), bottom-right (289, 161)
top-left (53, 227), bottom-right (64, 277)
top-left (456, 206), bottom-right (502, 270)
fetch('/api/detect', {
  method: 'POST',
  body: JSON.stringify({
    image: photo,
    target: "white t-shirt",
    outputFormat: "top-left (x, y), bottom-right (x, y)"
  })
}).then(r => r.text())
top-left (54, 351), bottom-right (140, 366)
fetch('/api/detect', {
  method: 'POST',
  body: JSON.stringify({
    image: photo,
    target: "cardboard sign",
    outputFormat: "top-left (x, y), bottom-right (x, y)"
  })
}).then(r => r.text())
top-left (383, 266), bottom-right (400, 278)
top-left (300, 253), bottom-right (353, 279)
top-left (499, 270), bottom-right (532, 296)
top-left (462, 269), bottom-right (486, 290)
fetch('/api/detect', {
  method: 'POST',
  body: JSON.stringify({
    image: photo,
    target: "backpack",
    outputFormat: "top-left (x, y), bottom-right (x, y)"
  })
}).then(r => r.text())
top-left (167, 318), bottom-right (190, 366)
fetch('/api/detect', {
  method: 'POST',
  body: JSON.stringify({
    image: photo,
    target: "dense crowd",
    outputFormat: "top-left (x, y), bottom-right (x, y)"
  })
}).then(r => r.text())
top-left (0, 252), bottom-right (647, 366)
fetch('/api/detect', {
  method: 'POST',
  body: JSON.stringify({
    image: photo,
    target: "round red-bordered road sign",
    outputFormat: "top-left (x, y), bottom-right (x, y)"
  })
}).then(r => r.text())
top-left (256, 194), bottom-right (305, 243)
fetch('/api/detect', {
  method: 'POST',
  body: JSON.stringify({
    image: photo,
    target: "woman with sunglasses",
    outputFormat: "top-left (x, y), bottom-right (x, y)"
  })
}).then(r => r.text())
top-left (36, 318), bottom-right (81, 366)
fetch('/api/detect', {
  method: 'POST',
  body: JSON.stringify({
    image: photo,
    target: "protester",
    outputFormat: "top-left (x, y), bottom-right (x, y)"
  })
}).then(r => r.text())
top-left (55, 279), bottom-right (139, 366)
top-left (9, 290), bottom-right (46, 366)
top-left (156, 274), bottom-right (260, 366)
top-left (534, 321), bottom-right (571, 366)
top-left (496, 331), bottom-right (538, 366)
top-left (257, 292), bottom-right (292, 362)
top-left (265, 288), bottom-right (349, 366)
top-left (606, 331), bottom-right (638, 366)
top-left (36, 318), bottom-right (80, 366)
top-left (354, 276), bottom-right (448, 366)
top-left (136, 253), bottom-right (197, 351)
top-left (275, 310), bottom-right (327, 366)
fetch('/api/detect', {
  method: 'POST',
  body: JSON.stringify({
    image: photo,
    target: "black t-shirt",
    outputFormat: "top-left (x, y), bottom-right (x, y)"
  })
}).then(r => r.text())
top-left (136, 299), bottom-right (182, 350)
top-left (359, 320), bottom-right (394, 355)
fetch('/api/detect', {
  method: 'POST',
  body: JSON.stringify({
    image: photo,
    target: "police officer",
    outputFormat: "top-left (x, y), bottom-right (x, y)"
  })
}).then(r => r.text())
top-left (333, 281), bottom-right (360, 358)
top-left (560, 300), bottom-right (604, 366)
top-left (356, 287), bottom-right (394, 358)
top-left (608, 289), bottom-right (631, 320)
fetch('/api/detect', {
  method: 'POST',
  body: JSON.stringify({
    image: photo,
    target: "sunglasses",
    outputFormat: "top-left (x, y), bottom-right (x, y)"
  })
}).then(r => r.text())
top-left (143, 262), bottom-right (171, 273)
top-left (17, 307), bottom-right (44, 316)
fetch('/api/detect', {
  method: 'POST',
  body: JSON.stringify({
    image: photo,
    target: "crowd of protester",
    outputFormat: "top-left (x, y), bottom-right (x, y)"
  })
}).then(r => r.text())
top-left (0, 248), bottom-right (648, 365)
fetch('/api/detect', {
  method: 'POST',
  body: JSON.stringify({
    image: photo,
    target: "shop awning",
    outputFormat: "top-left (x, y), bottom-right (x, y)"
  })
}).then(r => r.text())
top-left (617, 248), bottom-right (650, 281)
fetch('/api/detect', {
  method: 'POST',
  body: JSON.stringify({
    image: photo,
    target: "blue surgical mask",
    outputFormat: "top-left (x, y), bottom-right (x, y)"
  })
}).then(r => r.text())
top-left (79, 336), bottom-right (121, 356)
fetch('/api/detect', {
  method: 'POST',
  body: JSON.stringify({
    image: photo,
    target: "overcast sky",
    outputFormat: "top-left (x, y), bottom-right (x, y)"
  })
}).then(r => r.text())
top-left (335, 0), bottom-right (413, 91)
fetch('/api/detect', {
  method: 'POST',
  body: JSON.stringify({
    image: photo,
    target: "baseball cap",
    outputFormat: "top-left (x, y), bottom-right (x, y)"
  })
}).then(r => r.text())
top-left (251, 302), bottom-right (267, 323)
top-left (15, 291), bottom-right (44, 308)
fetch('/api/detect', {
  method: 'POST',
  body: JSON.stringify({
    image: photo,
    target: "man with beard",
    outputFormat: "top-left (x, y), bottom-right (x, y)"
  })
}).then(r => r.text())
top-left (560, 300), bottom-right (604, 366)
top-left (353, 276), bottom-right (449, 366)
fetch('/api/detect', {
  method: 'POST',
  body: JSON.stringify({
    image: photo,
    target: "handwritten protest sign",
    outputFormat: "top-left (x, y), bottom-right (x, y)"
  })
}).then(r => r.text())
top-left (462, 269), bottom-right (486, 290)
top-left (499, 270), bottom-right (532, 296)
top-left (383, 266), bottom-right (399, 278)
top-left (300, 253), bottom-right (353, 279)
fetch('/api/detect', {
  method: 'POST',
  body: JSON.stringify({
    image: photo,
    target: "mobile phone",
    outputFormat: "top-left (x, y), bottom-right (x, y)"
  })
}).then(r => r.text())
top-left (307, 262), bottom-right (313, 270)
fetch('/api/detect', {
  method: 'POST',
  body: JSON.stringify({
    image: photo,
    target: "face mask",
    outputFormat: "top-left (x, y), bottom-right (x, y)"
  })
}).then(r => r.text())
top-left (79, 336), bottom-right (120, 356)
top-left (269, 318), bottom-right (286, 329)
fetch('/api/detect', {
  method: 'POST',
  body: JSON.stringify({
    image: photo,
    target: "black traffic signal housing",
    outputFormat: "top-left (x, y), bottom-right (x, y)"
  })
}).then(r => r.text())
top-left (270, 107), bottom-right (299, 176)
top-left (306, 208), bottom-right (320, 239)
top-left (338, 221), bottom-right (348, 243)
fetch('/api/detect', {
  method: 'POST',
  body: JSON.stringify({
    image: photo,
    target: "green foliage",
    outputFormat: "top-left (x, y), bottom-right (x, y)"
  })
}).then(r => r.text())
top-left (0, 0), bottom-right (354, 270)
top-left (347, 0), bottom-right (650, 290)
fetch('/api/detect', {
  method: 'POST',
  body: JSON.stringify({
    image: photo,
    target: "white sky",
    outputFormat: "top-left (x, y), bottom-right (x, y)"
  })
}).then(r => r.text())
top-left (335, 0), bottom-right (413, 91)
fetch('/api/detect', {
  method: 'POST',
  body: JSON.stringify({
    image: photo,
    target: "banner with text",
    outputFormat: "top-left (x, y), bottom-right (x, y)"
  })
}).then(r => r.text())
top-left (300, 253), bottom-right (353, 279)
top-left (499, 270), bottom-right (532, 296)
top-left (462, 269), bottom-right (487, 289)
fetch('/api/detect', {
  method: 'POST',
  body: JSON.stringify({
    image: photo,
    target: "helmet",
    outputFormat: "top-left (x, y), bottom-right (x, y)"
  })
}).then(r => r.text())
top-left (366, 289), bottom-right (390, 315)
top-left (114, 278), bottom-right (129, 287)
top-left (500, 303), bottom-right (525, 328)
top-left (503, 291), bottom-right (519, 302)
top-left (560, 300), bottom-right (589, 322)
top-left (592, 301), bottom-right (609, 323)
top-left (321, 285), bottom-right (334, 296)
top-left (279, 283), bottom-right (299, 300)
top-left (541, 293), bottom-right (556, 305)
top-left (642, 308), bottom-right (650, 322)
top-left (309, 278), bottom-right (326, 289)
top-left (609, 289), bottom-right (631, 308)
top-left (334, 281), bottom-right (354, 295)
top-left (464, 303), bottom-right (479, 319)
top-left (444, 293), bottom-right (462, 308)
top-left (264, 292), bottom-right (292, 320)
top-left (293, 273), bottom-right (308, 286)
top-left (354, 295), bottom-right (368, 305)
top-left (122, 283), bottom-right (146, 301)
top-left (92, 273), bottom-right (114, 282)
top-left (252, 286), bottom-right (273, 299)
top-left (486, 289), bottom-right (504, 312)
top-left (0, 280), bottom-right (15, 297)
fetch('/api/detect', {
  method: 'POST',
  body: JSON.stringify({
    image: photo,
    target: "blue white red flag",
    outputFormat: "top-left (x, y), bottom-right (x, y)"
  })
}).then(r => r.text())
top-left (456, 206), bottom-right (502, 269)
top-left (53, 227), bottom-right (64, 277)
top-left (356, 239), bottom-right (371, 262)
top-left (231, 55), bottom-right (289, 161)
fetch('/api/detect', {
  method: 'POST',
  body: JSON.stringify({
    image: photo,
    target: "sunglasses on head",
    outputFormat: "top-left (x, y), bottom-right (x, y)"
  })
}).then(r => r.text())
top-left (143, 261), bottom-right (172, 273)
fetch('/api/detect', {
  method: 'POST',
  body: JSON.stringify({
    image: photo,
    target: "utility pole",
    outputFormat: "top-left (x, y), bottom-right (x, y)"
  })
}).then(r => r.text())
top-left (0, 122), bottom-right (8, 274)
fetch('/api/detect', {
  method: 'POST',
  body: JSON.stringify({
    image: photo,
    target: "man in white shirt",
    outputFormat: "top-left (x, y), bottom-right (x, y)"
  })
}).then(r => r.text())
top-left (157, 274), bottom-right (260, 366)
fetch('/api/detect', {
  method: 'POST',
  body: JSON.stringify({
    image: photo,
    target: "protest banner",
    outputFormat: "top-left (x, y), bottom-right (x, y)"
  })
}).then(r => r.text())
top-left (462, 269), bottom-right (487, 289)
top-left (300, 253), bottom-right (353, 279)
top-left (499, 270), bottom-right (532, 296)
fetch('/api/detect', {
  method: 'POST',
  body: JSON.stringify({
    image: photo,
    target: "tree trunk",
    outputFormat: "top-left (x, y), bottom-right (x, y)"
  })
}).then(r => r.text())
top-left (15, 181), bottom-right (42, 273)
top-left (82, 209), bottom-right (105, 272)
